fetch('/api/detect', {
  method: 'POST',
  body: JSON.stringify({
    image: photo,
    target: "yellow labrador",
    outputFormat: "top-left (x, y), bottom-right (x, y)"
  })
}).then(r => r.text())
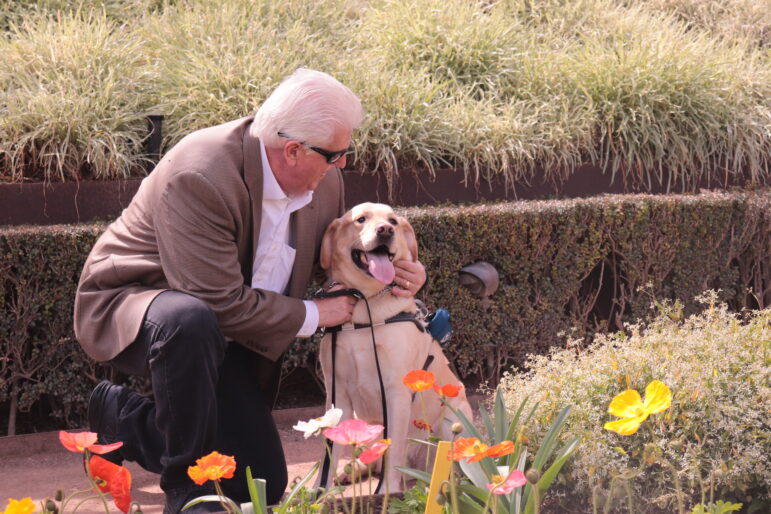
top-left (318, 202), bottom-right (473, 491)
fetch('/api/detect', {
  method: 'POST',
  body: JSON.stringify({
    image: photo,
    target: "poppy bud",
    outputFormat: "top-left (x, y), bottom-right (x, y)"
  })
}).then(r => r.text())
top-left (344, 464), bottom-right (353, 475)
top-left (45, 500), bottom-right (58, 513)
top-left (135, 509), bottom-right (143, 514)
top-left (436, 492), bottom-right (447, 505)
top-left (451, 422), bottom-right (463, 435)
top-left (320, 504), bottom-right (330, 514)
top-left (525, 469), bottom-right (541, 484)
top-left (55, 490), bottom-right (64, 502)
top-left (353, 446), bottom-right (363, 458)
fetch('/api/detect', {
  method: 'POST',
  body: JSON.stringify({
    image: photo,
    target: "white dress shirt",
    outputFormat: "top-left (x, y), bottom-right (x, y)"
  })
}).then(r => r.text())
top-left (251, 141), bottom-right (319, 337)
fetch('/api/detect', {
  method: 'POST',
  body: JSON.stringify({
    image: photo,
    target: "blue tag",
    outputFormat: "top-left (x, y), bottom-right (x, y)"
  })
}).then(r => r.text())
top-left (427, 309), bottom-right (452, 346)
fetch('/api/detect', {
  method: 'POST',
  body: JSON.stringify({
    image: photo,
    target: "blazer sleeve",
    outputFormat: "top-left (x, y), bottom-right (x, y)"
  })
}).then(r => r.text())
top-left (155, 169), bottom-right (304, 361)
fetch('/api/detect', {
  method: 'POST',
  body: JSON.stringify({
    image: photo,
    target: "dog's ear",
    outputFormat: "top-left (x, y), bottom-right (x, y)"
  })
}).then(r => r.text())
top-left (320, 218), bottom-right (342, 270)
top-left (400, 216), bottom-right (418, 262)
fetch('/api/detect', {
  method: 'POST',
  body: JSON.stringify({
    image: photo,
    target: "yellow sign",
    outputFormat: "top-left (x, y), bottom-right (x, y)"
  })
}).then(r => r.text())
top-left (425, 441), bottom-right (453, 514)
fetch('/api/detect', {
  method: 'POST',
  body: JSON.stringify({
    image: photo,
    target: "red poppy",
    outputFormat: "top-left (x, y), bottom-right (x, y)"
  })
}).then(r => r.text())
top-left (187, 451), bottom-right (237, 485)
top-left (89, 455), bottom-right (132, 513)
top-left (402, 370), bottom-right (435, 392)
top-left (432, 383), bottom-right (462, 398)
top-left (360, 439), bottom-right (391, 465)
top-left (59, 431), bottom-right (123, 455)
top-left (323, 419), bottom-right (383, 446)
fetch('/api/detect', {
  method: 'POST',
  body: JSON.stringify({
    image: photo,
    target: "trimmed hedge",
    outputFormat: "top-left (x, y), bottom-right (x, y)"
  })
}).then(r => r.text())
top-left (1, 191), bottom-right (769, 435)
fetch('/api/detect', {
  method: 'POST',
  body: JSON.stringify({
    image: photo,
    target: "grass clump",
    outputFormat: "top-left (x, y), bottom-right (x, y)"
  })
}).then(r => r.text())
top-left (498, 291), bottom-right (771, 512)
top-left (0, 9), bottom-right (157, 182)
top-left (140, 0), bottom-right (356, 149)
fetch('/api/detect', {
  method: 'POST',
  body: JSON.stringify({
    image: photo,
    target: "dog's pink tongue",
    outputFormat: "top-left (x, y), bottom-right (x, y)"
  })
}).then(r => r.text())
top-left (367, 252), bottom-right (395, 285)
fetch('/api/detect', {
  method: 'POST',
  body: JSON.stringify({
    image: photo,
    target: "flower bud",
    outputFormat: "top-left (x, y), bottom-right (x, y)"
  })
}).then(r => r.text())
top-left (436, 492), bottom-right (447, 505)
top-left (45, 500), bottom-right (58, 514)
top-left (451, 422), bottom-right (463, 435)
top-left (134, 509), bottom-right (143, 514)
top-left (55, 490), bottom-right (64, 502)
top-left (669, 439), bottom-right (684, 451)
top-left (353, 446), bottom-right (363, 458)
top-left (320, 504), bottom-right (331, 514)
top-left (525, 469), bottom-right (541, 484)
top-left (344, 464), bottom-right (353, 475)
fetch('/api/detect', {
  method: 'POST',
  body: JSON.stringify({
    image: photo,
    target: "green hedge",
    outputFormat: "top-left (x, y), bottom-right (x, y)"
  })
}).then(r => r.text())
top-left (1, 191), bottom-right (769, 435)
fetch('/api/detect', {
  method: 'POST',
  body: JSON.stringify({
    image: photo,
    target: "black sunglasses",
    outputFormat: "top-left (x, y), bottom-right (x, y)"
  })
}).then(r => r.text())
top-left (277, 131), bottom-right (353, 165)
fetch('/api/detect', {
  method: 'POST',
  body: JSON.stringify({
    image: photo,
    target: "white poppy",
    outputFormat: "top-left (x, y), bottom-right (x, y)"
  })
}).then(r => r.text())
top-left (292, 406), bottom-right (343, 439)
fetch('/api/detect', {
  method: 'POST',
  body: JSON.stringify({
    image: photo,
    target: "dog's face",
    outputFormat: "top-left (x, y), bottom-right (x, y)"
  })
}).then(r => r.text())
top-left (320, 203), bottom-right (417, 294)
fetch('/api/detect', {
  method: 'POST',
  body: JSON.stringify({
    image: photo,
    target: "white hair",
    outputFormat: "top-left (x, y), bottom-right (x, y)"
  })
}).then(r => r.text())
top-left (251, 68), bottom-right (363, 148)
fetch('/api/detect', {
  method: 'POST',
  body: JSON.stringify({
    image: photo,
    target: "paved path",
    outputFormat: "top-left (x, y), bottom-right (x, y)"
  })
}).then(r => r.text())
top-left (0, 405), bottom-right (326, 513)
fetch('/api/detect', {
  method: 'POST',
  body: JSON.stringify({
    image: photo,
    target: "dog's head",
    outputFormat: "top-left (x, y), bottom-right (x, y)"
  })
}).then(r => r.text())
top-left (320, 203), bottom-right (417, 295)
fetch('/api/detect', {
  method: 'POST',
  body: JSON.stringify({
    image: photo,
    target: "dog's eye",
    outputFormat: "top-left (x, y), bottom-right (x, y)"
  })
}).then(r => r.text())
top-left (356, 216), bottom-right (366, 223)
top-left (388, 218), bottom-right (397, 226)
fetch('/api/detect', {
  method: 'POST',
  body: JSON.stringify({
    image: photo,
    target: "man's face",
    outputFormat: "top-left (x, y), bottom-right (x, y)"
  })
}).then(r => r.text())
top-left (277, 128), bottom-right (352, 196)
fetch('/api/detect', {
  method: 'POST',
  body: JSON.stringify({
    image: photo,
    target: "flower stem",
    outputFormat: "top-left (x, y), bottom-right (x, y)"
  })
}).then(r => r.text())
top-left (83, 450), bottom-right (112, 514)
top-left (660, 458), bottom-right (685, 514)
top-left (214, 481), bottom-right (238, 514)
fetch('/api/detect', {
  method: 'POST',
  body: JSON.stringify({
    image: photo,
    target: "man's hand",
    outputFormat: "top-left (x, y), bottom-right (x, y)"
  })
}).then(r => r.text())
top-left (392, 259), bottom-right (426, 298)
top-left (314, 284), bottom-right (358, 327)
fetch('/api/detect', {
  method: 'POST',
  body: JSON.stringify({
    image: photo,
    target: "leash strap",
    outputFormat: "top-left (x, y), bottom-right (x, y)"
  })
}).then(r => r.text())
top-left (316, 288), bottom-right (389, 494)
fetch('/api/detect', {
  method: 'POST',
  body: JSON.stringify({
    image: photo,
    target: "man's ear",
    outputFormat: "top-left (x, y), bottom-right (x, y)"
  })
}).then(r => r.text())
top-left (400, 217), bottom-right (418, 262)
top-left (320, 218), bottom-right (342, 270)
top-left (283, 140), bottom-right (302, 164)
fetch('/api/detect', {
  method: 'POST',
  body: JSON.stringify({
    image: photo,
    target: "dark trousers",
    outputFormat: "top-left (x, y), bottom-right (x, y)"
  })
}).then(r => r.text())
top-left (108, 290), bottom-right (288, 503)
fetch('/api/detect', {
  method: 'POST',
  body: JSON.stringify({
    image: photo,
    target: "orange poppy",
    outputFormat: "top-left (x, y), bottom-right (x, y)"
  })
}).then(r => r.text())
top-left (432, 383), bottom-right (462, 398)
top-left (452, 437), bottom-right (489, 461)
top-left (187, 451), bottom-right (237, 485)
top-left (89, 455), bottom-right (132, 513)
top-left (484, 440), bottom-right (515, 459)
top-left (59, 431), bottom-right (123, 455)
top-left (403, 370), bottom-right (435, 392)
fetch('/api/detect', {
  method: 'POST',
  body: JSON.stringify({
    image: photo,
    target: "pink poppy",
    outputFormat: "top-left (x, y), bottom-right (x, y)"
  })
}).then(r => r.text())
top-left (360, 439), bottom-right (391, 465)
top-left (486, 469), bottom-right (527, 495)
top-left (323, 419), bottom-right (383, 446)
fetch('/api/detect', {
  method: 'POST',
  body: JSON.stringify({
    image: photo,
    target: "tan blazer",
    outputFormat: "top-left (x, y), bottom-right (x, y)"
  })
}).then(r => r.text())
top-left (74, 117), bottom-right (345, 363)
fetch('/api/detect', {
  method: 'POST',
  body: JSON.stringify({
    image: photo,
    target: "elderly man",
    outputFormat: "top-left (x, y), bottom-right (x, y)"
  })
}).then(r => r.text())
top-left (74, 69), bottom-right (424, 513)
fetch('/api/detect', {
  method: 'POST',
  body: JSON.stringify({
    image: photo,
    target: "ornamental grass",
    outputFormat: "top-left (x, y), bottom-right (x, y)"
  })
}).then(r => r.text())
top-left (0, 0), bottom-right (768, 191)
top-left (498, 291), bottom-right (771, 512)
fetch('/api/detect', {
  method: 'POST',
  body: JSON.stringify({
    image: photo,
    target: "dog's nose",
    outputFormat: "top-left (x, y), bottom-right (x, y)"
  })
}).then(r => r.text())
top-left (376, 224), bottom-right (394, 239)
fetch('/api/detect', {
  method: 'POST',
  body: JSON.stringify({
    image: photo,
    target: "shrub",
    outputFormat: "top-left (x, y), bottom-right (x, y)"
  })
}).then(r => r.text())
top-left (1, 191), bottom-right (769, 435)
top-left (498, 293), bottom-right (771, 512)
top-left (0, 9), bottom-right (158, 182)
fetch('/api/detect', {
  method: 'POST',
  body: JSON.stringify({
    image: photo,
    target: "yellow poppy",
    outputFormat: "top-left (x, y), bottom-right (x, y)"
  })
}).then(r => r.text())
top-left (2, 497), bottom-right (36, 514)
top-left (604, 380), bottom-right (672, 436)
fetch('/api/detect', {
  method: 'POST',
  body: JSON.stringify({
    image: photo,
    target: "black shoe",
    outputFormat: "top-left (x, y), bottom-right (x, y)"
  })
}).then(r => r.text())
top-left (87, 380), bottom-right (126, 465)
top-left (163, 484), bottom-right (230, 514)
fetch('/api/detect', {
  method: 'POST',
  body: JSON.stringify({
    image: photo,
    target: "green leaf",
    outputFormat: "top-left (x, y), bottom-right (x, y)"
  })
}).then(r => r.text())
top-left (531, 406), bottom-right (572, 472)
top-left (276, 461), bottom-right (320, 514)
top-left (447, 403), bottom-right (485, 440)
top-left (504, 396), bottom-right (530, 442)
top-left (245, 466), bottom-right (268, 514)
top-left (494, 386), bottom-right (507, 443)
top-left (523, 437), bottom-right (580, 514)
top-left (479, 405), bottom-right (496, 444)
top-left (182, 495), bottom-right (242, 513)
top-left (395, 466), bottom-right (431, 484)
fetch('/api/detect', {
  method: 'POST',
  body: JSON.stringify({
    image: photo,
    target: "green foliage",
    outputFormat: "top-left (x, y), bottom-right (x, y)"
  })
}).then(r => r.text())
top-left (498, 295), bottom-right (771, 512)
top-left (0, 0), bottom-right (768, 193)
top-left (1, 191), bottom-right (769, 435)
top-left (691, 500), bottom-right (743, 514)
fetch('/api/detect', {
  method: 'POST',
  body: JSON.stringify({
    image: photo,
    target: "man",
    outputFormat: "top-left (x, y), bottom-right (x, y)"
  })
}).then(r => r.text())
top-left (74, 69), bottom-right (425, 512)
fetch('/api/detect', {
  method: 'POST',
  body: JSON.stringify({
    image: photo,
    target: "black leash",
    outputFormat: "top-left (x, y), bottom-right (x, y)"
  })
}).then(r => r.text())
top-left (315, 287), bottom-right (390, 494)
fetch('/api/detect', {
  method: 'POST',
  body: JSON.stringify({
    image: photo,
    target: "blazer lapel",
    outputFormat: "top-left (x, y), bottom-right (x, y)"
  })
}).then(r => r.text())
top-left (287, 203), bottom-right (317, 298)
top-left (241, 123), bottom-right (263, 282)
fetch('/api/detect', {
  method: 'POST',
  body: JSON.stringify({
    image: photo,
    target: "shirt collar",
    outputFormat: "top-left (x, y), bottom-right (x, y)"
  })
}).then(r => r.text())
top-left (259, 140), bottom-right (313, 208)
